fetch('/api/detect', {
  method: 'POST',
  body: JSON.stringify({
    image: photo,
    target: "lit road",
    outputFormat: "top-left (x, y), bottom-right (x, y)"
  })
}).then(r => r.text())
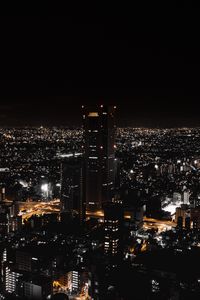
top-left (18, 199), bottom-right (60, 221)
top-left (86, 210), bottom-right (131, 219)
top-left (19, 203), bottom-right (176, 234)
top-left (86, 210), bottom-right (104, 218)
top-left (86, 211), bottom-right (176, 232)
top-left (143, 217), bottom-right (176, 233)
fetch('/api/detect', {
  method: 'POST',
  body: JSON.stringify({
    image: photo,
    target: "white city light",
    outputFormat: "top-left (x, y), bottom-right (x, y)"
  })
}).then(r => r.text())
top-left (41, 183), bottom-right (48, 192)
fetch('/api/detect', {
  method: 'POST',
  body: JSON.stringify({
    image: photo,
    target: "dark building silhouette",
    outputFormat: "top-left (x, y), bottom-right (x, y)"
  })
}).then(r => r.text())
top-left (185, 216), bottom-right (191, 230)
top-left (177, 216), bottom-right (183, 230)
top-left (60, 156), bottom-right (85, 223)
top-left (146, 195), bottom-right (161, 218)
top-left (82, 105), bottom-right (116, 211)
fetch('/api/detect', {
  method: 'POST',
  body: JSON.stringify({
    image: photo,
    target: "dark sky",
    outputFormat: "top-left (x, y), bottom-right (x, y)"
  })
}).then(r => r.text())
top-left (0, 9), bottom-right (200, 127)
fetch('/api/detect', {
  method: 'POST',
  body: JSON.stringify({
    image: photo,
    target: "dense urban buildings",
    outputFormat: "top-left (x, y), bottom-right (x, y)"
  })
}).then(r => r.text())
top-left (1, 8), bottom-right (200, 300)
top-left (0, 124), bottom-right (200, 299)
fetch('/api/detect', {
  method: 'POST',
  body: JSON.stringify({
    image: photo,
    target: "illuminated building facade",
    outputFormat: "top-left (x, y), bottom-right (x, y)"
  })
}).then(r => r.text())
top-left (83, 105), bottom-right (116, 211)
top-left (4, 265), bottom-right (22, 294)
top-left (69, 270), bottom-right (80, 293)
top-left (104, 201), bottom-right (123, 258)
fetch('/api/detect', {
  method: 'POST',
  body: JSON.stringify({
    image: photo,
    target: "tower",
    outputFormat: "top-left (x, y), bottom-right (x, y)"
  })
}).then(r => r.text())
top-left (82, 105), bottom-right (116, 211)
top-left (60, 156), bottom-right (85, 223)
top-left (104, 201), bottom-right (124, 259)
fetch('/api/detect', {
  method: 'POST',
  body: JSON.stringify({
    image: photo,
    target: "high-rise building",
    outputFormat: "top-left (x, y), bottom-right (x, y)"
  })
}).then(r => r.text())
top-left (68, 270), bottom-right (80, 293)
top-left (104, 201), bottom-right (124, 259)
top-left (82, 105), bottom-right (116, 211)
top-left (3, 263), bottom-right (22, 294)
top-left (60, 156), bottom-right (85, 223)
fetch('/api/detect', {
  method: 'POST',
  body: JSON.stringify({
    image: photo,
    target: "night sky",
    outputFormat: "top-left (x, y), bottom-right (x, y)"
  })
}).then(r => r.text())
top-left (0, 10), bottom-right (199, 127)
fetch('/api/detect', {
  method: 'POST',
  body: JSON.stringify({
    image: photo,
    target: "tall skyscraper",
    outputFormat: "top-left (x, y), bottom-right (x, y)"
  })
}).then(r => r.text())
top-left (104, 201), bottom-right (124, 259)
top-left (82, 105), bottom-right (116, 211)
top-left (60, 156), bottom-right (85, 223)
